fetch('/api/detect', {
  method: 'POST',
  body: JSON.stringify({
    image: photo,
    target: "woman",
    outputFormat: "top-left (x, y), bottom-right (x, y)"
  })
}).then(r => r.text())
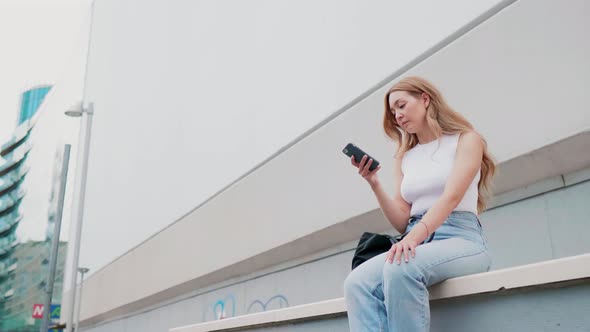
top-left (343, 76), bottom-right (496, 331)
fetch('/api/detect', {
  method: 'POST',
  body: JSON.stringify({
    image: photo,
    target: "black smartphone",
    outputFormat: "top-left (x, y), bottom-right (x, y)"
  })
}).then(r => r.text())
top-left (342, 143), bottom-right (380, 172)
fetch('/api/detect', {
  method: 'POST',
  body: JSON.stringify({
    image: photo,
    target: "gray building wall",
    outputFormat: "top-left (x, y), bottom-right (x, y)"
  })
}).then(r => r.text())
top-left (81, 175), bottom-right (590, 332)
top-left (69, 0), bottom-right (590, 323)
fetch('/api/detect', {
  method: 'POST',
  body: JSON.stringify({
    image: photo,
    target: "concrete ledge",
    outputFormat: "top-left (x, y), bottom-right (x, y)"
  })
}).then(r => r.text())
top-left (171, 299), bottom-right (346, 332)
top-left (428, 252), bottom-right (590, 300)
top-left (170, 253), bottom-right (590, 332)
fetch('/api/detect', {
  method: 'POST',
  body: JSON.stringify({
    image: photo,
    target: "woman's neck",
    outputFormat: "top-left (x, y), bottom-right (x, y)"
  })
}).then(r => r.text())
top-left (416, 130), bottom-right (438, 145)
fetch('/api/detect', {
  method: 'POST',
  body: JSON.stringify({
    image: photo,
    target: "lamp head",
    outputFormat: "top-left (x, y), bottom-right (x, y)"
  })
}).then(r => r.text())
top-left (65, 101), bottom-right (84, 117)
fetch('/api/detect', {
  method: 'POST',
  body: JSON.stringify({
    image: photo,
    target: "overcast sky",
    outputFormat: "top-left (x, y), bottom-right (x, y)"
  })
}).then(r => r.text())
top-left (0, 0), bottom-right (91, 142)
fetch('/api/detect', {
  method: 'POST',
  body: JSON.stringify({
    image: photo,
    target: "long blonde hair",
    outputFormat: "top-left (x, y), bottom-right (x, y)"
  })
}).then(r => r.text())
top-left (383, 76), bottom-right (496, 214)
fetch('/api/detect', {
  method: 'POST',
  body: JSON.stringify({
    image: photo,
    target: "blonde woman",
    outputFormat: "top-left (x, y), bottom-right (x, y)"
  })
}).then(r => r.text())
top-left (344, 76), bottom-right (496, 331)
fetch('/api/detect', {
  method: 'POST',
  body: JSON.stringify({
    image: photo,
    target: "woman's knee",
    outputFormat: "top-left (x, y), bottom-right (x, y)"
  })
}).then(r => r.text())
top-left (344, 263), bottom-right (380, 297)
top-left (344, 254), bottom-right (387, 295)
top-left (343, 269), bottom-right (363, 296)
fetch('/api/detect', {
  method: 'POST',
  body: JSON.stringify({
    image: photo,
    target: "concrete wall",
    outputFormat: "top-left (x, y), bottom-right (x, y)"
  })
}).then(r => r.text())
top-left (66, 0), bottom-right (590, 327)
top-left (74, 0), bottom-right (504, 280)
top-left (81, 175), bottom-right (590, 331)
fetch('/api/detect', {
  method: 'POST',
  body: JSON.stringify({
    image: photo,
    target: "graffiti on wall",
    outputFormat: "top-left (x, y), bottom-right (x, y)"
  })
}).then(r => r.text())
top-left (203, 294), bottom-right (236, 321)
top-left (203, 293), bottom-right (290, 321)
top-left (247, 294), bottom-right (289, 314)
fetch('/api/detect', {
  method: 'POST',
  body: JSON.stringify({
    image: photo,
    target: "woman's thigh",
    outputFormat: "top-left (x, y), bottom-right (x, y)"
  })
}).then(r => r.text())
top-left (384, 237), bottom-right (491, 287)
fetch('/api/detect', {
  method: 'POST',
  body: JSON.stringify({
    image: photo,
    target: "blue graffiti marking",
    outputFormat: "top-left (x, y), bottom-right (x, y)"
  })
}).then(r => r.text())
top-left (205, 294), bottom-right (236, 320)
top-left (247, 294), bottom-right (289, 313)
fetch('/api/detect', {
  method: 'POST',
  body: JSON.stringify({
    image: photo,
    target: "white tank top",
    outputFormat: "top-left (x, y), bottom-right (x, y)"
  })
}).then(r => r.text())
top-left (400, 133), bottom-right (480, 216)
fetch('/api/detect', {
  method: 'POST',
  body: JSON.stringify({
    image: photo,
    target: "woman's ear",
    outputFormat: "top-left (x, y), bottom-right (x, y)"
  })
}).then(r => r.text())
top-left (422, 93), bottom-right (430, 109)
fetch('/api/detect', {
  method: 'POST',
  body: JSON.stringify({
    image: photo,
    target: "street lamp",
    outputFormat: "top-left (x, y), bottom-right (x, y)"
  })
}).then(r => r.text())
top-left (64, 102), bottom-right (94, 332)
top-left (74, 267), bottom-right (90, 331)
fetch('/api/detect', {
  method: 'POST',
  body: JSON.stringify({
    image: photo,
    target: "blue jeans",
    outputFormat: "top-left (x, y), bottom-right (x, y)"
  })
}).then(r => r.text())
top-left (343, 211), bottom-right (492, 331)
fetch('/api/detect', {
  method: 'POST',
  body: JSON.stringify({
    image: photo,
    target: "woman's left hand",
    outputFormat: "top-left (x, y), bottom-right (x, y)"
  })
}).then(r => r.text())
top-left (385, 229), bottom-right (427, 264)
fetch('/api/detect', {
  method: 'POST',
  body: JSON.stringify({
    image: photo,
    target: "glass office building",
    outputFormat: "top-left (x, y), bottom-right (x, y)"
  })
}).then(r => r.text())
top-left (17, 85), bottom-right (52, 125)
top-left (0, 85), bottom-right (64, 331)
top-left (0, 120), bottom-right (33, 280)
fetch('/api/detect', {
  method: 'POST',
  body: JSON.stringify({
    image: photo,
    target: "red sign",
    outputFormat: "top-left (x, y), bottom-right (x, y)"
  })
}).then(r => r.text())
top-left (32, 304), bottom-right (44, 319)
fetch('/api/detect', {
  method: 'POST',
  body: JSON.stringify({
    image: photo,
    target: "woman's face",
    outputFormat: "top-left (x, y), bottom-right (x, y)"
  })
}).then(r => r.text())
top-left (388, 90), bottom-right (430, 134)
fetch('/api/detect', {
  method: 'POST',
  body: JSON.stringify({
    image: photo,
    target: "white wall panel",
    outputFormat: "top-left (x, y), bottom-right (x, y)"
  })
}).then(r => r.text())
top-left (72, 0), bottom-right (590, 325)
top-left (78, 0), bottom-right (504, 276)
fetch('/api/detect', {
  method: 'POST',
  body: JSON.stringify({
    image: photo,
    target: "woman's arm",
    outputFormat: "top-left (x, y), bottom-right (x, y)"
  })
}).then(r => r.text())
top-left (352, 153), bottom-right (411, 234)
top-left (370, 154), bottom-right (411, 234)
top-left (404, 131), bottom-right (484, 244)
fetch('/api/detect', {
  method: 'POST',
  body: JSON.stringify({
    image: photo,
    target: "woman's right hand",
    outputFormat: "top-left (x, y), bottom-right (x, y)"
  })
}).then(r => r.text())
top-left (351, 155), bottom-right (382, 188)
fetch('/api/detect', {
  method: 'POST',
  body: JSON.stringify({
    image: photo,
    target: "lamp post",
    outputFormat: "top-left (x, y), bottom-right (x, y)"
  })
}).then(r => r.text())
top-left (64, 102), bottom-right (94, 332)
top-left (74, 267), bottom-right (90, 331)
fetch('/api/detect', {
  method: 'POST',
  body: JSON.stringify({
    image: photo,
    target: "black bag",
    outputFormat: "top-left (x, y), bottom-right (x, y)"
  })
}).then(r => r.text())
top-left (351, 232), bottom-right (407, 270)
top-left (351, 230), bottom-right (436, 270)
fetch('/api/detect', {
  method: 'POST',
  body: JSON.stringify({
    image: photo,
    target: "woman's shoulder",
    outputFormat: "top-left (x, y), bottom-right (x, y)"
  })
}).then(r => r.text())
top-left (456, 131), bottom-right (484, 156)
top-left (440, 131), bottom-right (482, 146)
top-left (457, 131), bottom-right (483, 145)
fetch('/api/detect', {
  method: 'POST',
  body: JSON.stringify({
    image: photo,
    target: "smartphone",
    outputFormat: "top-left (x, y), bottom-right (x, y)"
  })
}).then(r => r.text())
top-left (342, 143), bottom-right (380, 172)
